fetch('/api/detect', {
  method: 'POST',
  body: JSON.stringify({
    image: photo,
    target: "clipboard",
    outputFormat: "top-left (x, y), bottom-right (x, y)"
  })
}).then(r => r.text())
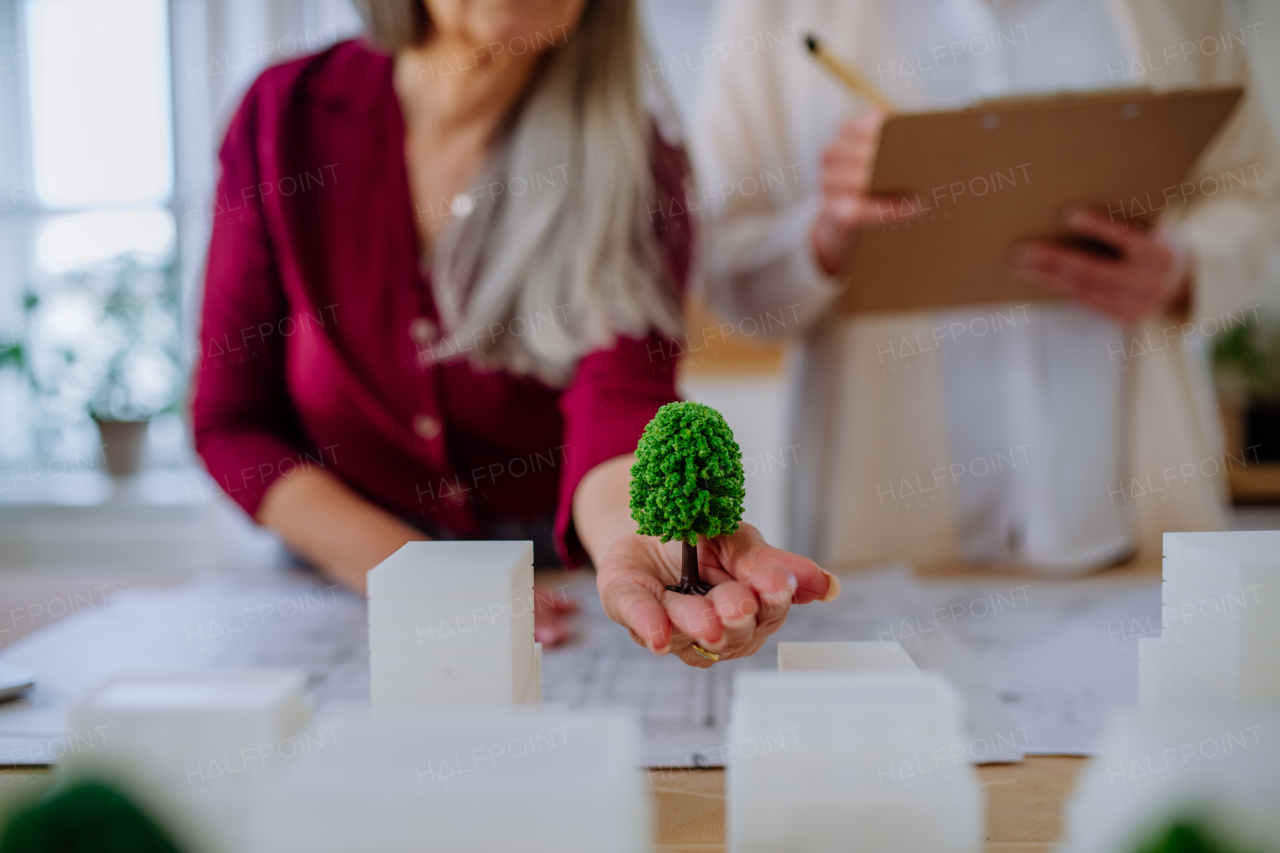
top-left (838, 86), bottom-right (1244, 315)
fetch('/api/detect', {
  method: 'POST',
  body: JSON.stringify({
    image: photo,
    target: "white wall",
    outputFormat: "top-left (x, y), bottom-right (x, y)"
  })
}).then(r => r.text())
top-left (679, 372), bottom-right (790, 547)
top-left (1236, 0), bottom-right (1280, 310)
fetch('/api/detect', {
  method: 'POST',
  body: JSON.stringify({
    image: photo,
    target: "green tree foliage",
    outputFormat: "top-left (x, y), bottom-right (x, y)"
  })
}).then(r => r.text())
top-left (1134, 819), bottom-right (1257, 853)
top-left (0, 781), bottom-right (183, 853)
top-left (1213, 316), bottom-right (1280, 403)
top-left (629, 401), bottom-right (745, 545)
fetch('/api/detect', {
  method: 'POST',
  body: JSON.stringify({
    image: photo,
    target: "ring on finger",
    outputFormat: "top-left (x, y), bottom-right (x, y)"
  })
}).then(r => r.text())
top-left (691, 644), bottom-right (720, 663)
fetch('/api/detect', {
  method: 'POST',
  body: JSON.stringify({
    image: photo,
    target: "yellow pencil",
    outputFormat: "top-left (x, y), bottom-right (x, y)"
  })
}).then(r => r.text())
top-left (803, 33), bottom-right (895, 113)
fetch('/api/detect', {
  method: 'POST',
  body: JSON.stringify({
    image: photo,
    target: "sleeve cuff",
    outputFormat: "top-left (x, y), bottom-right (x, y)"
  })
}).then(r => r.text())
top-left (553, 333), bottom-right (679, 567)
top-left (196, 430), bottom-right (307, 520)
top-left (703, 198), bottom-right (845, 333)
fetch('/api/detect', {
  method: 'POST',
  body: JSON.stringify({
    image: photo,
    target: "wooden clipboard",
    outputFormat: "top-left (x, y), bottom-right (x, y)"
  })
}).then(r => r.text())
top-left (838, 86), bottom-right (1244, 315)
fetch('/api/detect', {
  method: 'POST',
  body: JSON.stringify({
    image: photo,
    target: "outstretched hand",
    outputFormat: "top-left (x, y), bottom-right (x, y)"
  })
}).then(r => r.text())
top-left (595, 523), bottom-right (839, 668)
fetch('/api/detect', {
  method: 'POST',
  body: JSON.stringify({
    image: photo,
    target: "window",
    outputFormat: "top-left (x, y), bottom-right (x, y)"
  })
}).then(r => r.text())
top-left (0, 0), bottom-right (181, 471)
top-left (25, 0), bottom-right (177, 271)
top-left (27, 0), bottom-right (174, 208)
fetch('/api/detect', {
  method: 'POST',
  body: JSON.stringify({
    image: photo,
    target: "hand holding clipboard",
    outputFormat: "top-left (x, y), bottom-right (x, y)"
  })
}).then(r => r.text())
top-left (803, 35), bottom-right (1243, 315)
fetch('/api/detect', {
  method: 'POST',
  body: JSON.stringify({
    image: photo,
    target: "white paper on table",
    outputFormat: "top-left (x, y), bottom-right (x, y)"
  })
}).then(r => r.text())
top-left (0, 579), bottom-right (369, 764)
top-left (540, 566), bottom-right (1160, 765)
top-left (0, 567), bottom-right (1159, 767)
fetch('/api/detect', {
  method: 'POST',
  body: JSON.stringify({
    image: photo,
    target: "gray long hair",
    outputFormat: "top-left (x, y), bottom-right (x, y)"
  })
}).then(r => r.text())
top-left (353, 0), bottom-right (683, 386)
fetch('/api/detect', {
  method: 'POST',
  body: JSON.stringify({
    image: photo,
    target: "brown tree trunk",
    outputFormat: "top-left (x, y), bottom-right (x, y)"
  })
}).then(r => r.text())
top-left (665, 538), bottom-right (713, 595)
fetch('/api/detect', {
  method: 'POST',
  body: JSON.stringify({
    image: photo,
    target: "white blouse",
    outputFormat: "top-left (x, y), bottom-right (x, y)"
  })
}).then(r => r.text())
top-left (888, 0), bottom-right (1130, 566)
top-left (689, 0), bottom-right (1273, 569)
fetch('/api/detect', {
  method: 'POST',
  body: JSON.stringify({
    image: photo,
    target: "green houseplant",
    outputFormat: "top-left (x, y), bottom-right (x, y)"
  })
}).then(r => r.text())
top-left (0, 294), bottom-right (36, 377)
top-left (24, 258), bottom-right (182, 476)
top-left (0, 341), bottom-right (24, 372)
top-left (1213, 314), bottom-right (1280, 463)
top-left (629, 401), bottom-right (746, 595)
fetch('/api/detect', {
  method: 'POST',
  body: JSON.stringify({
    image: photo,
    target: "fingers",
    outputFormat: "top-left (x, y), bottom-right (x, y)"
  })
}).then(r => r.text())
top-left (659, 591), bottom-right (734, 668)
top-left (1062, 207), bottom-right (1142, 254)
top-left (1027, 268), bottom-right (1149, 322)
top-left (821, 195), bottom-right (906, 230)
top-left (819, 111), bottom-right (903, 227)
top-left (532, 584), bottom-right (578, 646)
top-left (1011, 242), bottom-right (1162, 324)
top-left (1014, 242), bottom-right (1122, 289)
top-left (596, 535), bottom-right (745, 660)
top-left (662, 574), bottom-right (777, 663)
top-left (822, 139), bottom-right (874, 173)
top-left (753, 566), bottom-right (798, 635)
top-left (821, 163), bottom-right (873, 197)
top-left (703, 581), bottom-right (758, 653)
top-left (854, 108), bottom-right (888, 134)
top-left (826, 115), bottom-right (881, 164)
top-left (693, 523), bottom-right (835, 653)
top-left (599, 552), bottom-right (745, 655)
top-left (597, 530), bottom-right (838, 668)
top-left (604, 580), bottom-right (672, 653)
top-left (663, 591), bottom-right (724, 648)
top-left (711, 523), bottom-right (834, 605)
top-left (1035, 207), bottom-right (1180, 299)
top-left (534, 610), bottom-right (573, 647)
top-left (533, 584), bottom-right (578, 614)
top-left (834, 110), bottom-right (887, 151)
top-left (811, 570), bottom-right (841, 605)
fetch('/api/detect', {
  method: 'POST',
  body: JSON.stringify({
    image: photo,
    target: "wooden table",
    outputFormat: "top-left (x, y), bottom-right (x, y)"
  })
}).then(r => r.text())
top-left (0, 559), bottom-right (1127, 848)
top-left (640, 555), bottom-right (1119, 852)
top-left (2, 757), bottom-right (1086, 851)
top-left (649, 758), bottom-right (1087, 852)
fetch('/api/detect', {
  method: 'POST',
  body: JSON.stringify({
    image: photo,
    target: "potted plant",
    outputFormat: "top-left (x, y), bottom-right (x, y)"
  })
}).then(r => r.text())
top-left (0, 340), bottom-right (24, 372)
top-left (1213, 315), bottom-right (1280, 463)
top-left (629, 401), bottom-right (746, 595)
top-left (24, 258), bottom-right (182, 477)
top-left (0, 294), bottom-right (37, 378)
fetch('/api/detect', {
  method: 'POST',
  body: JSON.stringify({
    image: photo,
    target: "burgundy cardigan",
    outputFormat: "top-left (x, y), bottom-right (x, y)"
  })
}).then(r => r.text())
top-left (191, 40), bottom-right (690, 566)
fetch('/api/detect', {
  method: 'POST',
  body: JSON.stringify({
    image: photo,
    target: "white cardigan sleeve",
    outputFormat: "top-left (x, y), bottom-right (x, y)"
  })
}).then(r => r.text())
top-left (1181, 87), bottom-right (1280, 325)
top-left (687, 0), bottom-right (847, 333)
top-left (1111, 0), bottom-right (1280, 324)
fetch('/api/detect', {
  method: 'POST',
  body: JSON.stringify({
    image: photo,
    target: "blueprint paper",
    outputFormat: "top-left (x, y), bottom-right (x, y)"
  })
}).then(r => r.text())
top-left (0, 567), bottom-right (1159, 767)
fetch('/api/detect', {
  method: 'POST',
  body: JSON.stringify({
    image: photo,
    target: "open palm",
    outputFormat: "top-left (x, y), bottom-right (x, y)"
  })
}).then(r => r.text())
top-left (595, 523), bottom-right (838, 668)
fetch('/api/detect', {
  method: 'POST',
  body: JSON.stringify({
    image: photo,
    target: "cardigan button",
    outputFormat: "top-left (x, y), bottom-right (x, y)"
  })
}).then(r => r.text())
top-left (409, 317), bottom-right (438, 344)
top-left (413, 414), bottom-right (442, 440)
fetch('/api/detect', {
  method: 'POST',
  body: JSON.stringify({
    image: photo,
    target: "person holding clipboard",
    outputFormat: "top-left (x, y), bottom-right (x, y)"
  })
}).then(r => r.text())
top-left (690, 0), bottom-right (1280, 571)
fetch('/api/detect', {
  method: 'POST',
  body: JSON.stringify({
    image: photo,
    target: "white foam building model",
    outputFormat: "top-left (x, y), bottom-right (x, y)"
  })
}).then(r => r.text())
top-left (63, 670), bottom-right (310, 853)
top-left (1062, 709), bottom-right (1280, 853)
top-left (727, 670), bottom-right (982, 853)
top-left (250, 707), bottom-right (649, 853)
top-left (368, 541), bottom-right (540, 707)
top-left (1136, 636), bottom-right (1162, 712)
top-left (777, 640), bottom-right (920, 672)
top-left (1139, 531), bottom-right (1279, 711)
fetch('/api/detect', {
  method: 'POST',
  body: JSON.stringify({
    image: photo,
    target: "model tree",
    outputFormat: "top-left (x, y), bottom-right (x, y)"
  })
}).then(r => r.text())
top-left (629, 401), bottom-right (746, 595)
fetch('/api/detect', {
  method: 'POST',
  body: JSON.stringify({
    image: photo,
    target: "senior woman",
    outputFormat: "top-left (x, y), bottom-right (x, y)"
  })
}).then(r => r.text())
top-left (192, 0), bottom-right (836, 668)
